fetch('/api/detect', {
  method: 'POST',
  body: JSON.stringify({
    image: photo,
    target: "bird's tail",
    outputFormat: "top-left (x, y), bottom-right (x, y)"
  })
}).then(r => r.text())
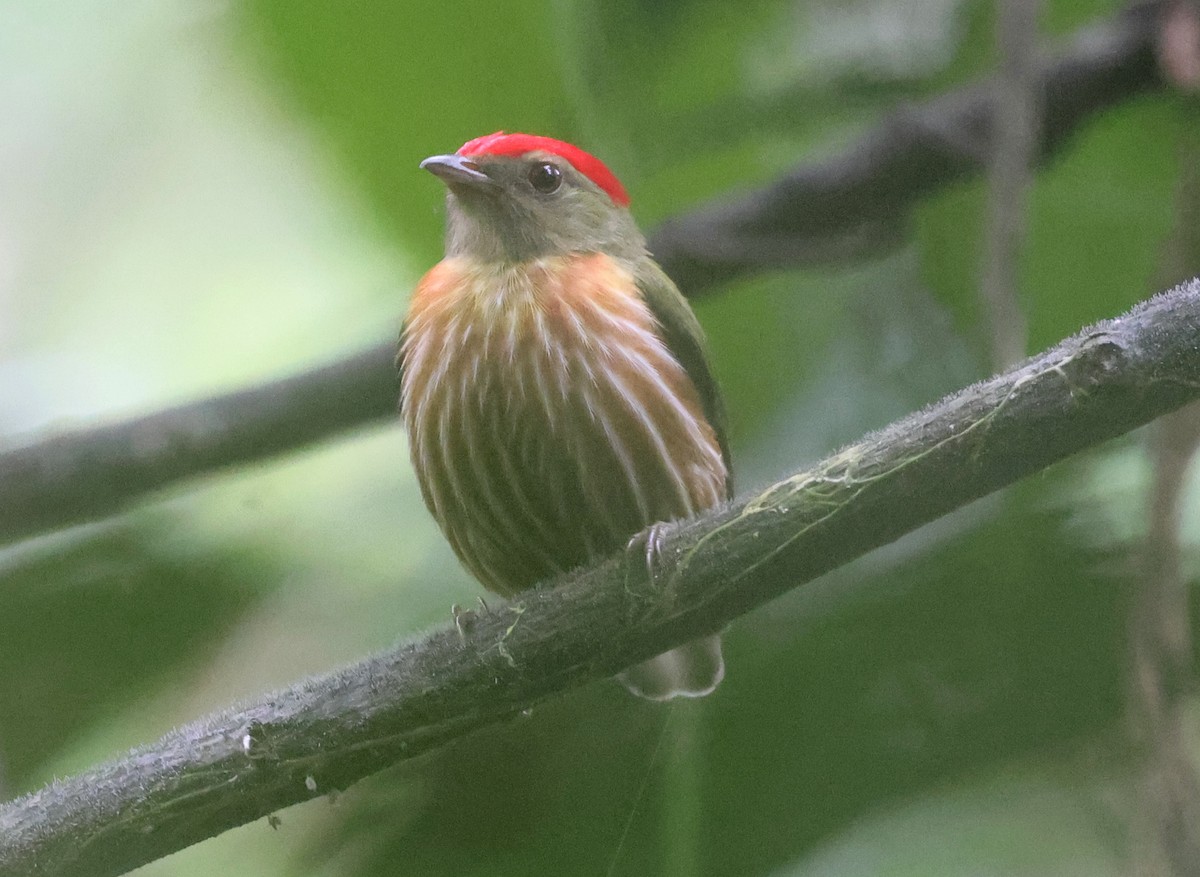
top-left (617, 635), bottom-right (724, 701)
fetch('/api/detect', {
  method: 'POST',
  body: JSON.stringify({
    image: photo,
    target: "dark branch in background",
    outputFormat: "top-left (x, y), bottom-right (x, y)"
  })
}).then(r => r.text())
top-left (4, 281), bottom-right (1200, 877)
top-left (0, 0), bottom-right (1170, 550)
top-left (0, 344), bottom-right (398, 546)
top-left (978, 0), bottom-right (1040, 369)
top-left (649, 0), bottom-right (1165, 293)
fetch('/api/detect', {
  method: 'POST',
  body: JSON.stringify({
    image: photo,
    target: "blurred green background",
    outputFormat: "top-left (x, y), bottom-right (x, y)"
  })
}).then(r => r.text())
top-left (0, 0), bottom-right (1192, 874)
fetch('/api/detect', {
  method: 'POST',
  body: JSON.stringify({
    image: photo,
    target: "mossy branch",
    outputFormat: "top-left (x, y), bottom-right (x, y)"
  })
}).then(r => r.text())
top-left (4, 280), bottom-right (1200, 877)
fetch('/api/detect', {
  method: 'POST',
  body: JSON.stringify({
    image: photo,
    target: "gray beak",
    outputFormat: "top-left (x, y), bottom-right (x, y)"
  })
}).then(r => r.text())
top-left (420, 154), bottom-right (496, 189)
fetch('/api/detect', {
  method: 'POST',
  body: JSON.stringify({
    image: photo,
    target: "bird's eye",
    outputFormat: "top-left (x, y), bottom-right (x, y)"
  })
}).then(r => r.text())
top-left (527, 162), bottom-right (562, 194)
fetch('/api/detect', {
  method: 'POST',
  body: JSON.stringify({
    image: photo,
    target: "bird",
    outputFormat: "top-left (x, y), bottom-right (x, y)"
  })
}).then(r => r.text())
top-left (399, 132), bottom-right (732, 700)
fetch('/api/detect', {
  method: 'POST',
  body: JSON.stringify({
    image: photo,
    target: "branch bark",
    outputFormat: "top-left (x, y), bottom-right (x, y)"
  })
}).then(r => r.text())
top-left (0, 0), bottom-right (1171, 549)
top-left (5, 279), bottom-right (1200, 877)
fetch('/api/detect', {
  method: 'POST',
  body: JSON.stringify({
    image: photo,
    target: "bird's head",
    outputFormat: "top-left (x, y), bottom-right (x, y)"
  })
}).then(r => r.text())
top-left (421, 132), bottom-right (645, 264)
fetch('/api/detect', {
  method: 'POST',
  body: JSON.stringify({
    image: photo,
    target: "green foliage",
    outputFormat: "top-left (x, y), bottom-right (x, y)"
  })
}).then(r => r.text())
top-left (0, 0), bottom-right (1190, 875)
top-left (0, 524), bottom-right (264, 791)
top-left (918, 97), bottom-right (1177, 353)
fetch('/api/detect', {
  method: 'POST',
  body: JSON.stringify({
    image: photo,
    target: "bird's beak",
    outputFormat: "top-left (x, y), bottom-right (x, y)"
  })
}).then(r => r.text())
top-left (420, 154), bottom-right (496, 190)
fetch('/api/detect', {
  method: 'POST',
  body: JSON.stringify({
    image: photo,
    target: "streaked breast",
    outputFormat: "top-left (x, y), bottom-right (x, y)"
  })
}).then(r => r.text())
top-left (401, 253), bottom-right (726, 596)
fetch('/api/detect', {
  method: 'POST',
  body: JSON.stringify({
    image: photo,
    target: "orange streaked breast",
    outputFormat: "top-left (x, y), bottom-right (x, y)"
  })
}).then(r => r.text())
top-left (400, 252), bottom-right (726, 596)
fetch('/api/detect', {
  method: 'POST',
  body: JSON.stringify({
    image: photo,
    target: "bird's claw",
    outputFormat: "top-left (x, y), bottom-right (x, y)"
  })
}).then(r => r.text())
top-left (452, 596), bottom-right (493, 643)
top-left (626, 521), bottom-right (670, 587)
top-left (452, 603), bottom-right (472, 643)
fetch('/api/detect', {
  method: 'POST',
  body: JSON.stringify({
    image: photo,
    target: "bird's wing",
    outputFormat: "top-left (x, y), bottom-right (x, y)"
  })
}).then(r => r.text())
top-left (634, 258), bottom-right (734, 498)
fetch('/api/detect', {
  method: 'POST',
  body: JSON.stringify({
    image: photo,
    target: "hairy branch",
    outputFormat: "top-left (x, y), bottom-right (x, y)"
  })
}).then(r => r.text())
top-left (4, 280), bottom-right (1200, 877)
top-left (0, 1), bottom-right (1171, 549)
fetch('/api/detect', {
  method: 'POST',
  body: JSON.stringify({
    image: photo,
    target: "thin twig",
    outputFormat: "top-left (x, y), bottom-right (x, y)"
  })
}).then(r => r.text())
top-left (979, 0), bottom-right (1040, 368)
top-left (1128, 403), bottom-right (1200, 876)
top-left (1125, 61), bottom-right (1200, 874)
top-left (4, 279), bottom-right (1200, 877)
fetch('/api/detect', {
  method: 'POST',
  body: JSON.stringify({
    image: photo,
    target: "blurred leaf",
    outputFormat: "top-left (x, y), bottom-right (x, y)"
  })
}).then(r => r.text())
top-left (235, 0), bottom-right (578, 268)
top-left (777, 756), bottom-right (1124, 876)
top-left (917, 96), bottom-right (1177, 354)
top-left (0, 522), bottom-right (267, 795)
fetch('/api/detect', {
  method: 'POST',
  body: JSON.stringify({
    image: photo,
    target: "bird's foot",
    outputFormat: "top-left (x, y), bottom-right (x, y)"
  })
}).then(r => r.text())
top-left (452, 596), bottom-right (492, 643)
top-left (451, 604), bottom-right (471, 643)
top-left (625, 521), bottom-right (671, 588)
